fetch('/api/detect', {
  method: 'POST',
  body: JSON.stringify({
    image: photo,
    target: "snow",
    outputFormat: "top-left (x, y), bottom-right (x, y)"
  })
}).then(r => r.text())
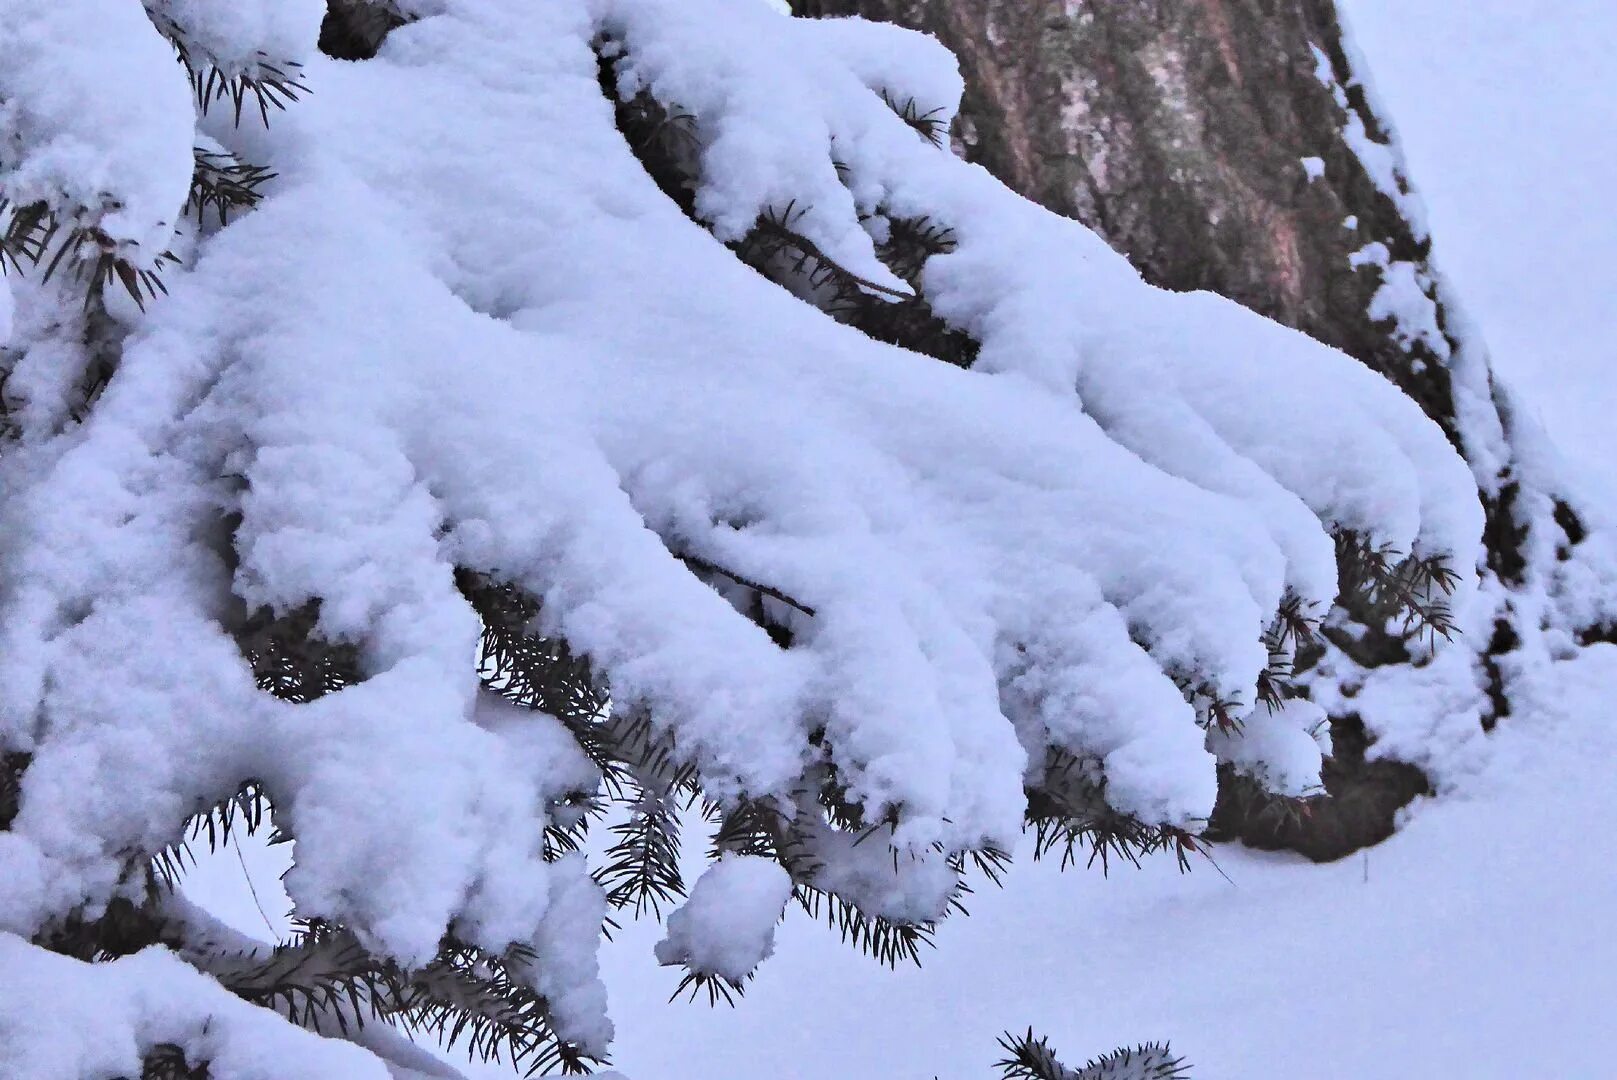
top-left (144, 0), bottom-right (326, 77)
top-left (0, 0), bottom-right (1569, 1073)
top-left (0, 275), bottom-right (12, 346)
top-left (1307, 37), bottom-right (1426, 241)
top-left (527, 855), bottom-right (615, 1053)
top-left (655, 855), bottom-right (791, 982)
top-left (1340, 0), bottom-right (1617, 507)
top-left (0, 0), bottom-right (195, 262)
top-left (597, 648), bottom-right (1617, 1078)
top-left (0, 933), bottom-right (390, 1080)
top-left (1206, 698), bottom-right (1327, 797)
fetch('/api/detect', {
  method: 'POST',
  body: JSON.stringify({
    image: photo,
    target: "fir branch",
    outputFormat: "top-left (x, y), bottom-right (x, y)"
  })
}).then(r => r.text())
top-left (735, 206), bottom-right (978, 367)
top-left (402, 940), bottom-right (604, 1076)
top-left (598, 48), bottom-right (703, 216)
top-left (951, 844), bottom-right (1012, 890)
top-left (1335, 531), bottom-right (1459, 642)
top-left (878, 90), bottom-right (949, 148)
top-left (0, 196), bottom-right (178, 311)
top-left (213, 923), bottom-right (606, 1076)
top-left (236, 601), bottom-right (361, 703)
top-left (997, 1029), bottom-right (1190, 1080)
top-left (711, 792), bottom-right (940, 968)
top-left (39, 891), bottom-right (177, 963)
top-left (458, 571), bottom-right (619, 782)
top-left (0, 198), bottom-right (52, 275)
top-left (0, 750), bottom-right (28, 831)
top-left (709, 794), bottom-right (796, 861)
top-left (542, 790), bottom-right (604, 863)
top-left (134, 1044), bottom-right (208, 1080)
top-left (667, 968), bottom-right (748, 1007)
top-left (676, 550), bottom-right (818, 618)
top-left (596, 791), bottom-right (686, 918)
top-left (878, 214), bottom-right (958, 286)
top-left (187, 148), bottom-right (275, 227)
top-left (145, 11), bottom-right (308, 127)
top-left (207, 922), bottom-right (383, 1030)
top-left (600, 709), bottom-right (701, 796)
top-left (1027, 751), bottom-right (1204, 874)
top-left (1256, 592), bottom-right (1320, 711)
top-left (997, 1029), bottom-right (1081, 1080)
top-left (753, 207), bottom-right (915, 302)
top-left (153, 781), bottom-right (280, 891)
top-left (794, 881), bottom-right (936, 968)
top-left (598, 41), bottom-right (978, 368)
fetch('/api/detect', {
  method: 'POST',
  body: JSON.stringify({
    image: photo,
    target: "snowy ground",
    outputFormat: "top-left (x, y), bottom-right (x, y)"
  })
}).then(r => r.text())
top-left (182, 5), bottom-right (1617, 1077)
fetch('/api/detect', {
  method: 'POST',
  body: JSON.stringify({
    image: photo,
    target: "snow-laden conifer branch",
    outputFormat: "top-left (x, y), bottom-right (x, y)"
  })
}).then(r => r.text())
top-left (996, 1029), bottom-right (1190, 1080)
top-left (140, 0), bottom-right (319, 126)
top-left (0, 0), bottom-right (1487, 1072)
top-left (186, 147), bottom-right (276, 229)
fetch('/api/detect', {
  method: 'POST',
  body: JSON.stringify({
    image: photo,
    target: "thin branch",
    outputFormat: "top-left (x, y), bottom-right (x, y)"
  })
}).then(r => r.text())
top-left (676, 551), bottom-right (817, 618)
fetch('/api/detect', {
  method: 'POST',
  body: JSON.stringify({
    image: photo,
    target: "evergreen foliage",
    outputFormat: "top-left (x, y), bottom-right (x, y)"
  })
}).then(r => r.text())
top-left (0, 0), bottom-right (1493, 1075)
top-left (996, 1029), bottom-right (1190, 1080)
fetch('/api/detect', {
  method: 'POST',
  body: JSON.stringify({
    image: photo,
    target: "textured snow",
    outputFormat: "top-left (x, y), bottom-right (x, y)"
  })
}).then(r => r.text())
top-left (0, 0), bottom-right (195, 260)
top-left (527, 855), bottom-right (615, 1053)
top-left (0, 0), bottom-right (1493, 1070)
top-left (655, 855), bottom-right (791, 982)
top-left (599, 651), bottom-right (1617, 1080)
top-left (0, 933), bottom-right (390, 1080)
top-left (1206, 699), bottom-right (1328, 797)
top-left (144, 0), bottom-right (326, 75)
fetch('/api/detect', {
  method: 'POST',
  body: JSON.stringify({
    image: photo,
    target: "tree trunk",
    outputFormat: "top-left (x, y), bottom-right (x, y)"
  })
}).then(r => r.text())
top-left (795, 0), bottom-right (1613, 857)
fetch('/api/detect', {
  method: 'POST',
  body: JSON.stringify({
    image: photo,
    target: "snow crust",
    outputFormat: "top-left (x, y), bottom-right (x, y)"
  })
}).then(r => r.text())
top-left (0, 0), bottom-right (1489, 1070)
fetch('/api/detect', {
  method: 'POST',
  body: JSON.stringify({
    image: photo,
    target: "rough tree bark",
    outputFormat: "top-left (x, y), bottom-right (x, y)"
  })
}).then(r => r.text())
top-left (794, 0), bottom-right (1614, 858)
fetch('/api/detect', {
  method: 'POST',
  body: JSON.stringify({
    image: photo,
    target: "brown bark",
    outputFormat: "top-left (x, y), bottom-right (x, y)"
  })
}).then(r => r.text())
top-left (795, 0), bottom-right (1460, 440)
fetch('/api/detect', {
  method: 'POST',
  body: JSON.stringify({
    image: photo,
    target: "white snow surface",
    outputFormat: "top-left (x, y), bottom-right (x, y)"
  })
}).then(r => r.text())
top-left (0, 0), bottom-right (195, 262)
top-left (143, 0), bottom-right (326, 77)
top-left (1206, 698), bottom-right (1328, 798)
top-left (0, 276), bottom-right (12, 347)
top-left (0, 933), bottom-right (390, 1079)
top-left (0, 0), bottom-right (1494, 1072)
top-left (654, 855), bottom-right (791, 982)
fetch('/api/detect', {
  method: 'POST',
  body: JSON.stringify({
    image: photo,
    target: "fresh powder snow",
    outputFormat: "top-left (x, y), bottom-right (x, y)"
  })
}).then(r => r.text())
top-left (0, 0), bottom-right (1590, 1076)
